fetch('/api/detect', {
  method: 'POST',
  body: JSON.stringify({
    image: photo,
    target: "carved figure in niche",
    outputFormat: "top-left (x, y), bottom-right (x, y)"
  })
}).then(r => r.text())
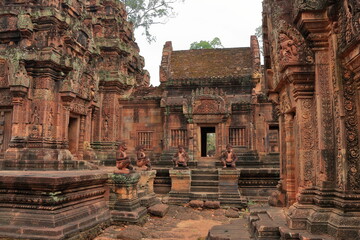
top-left (31, 106), bottom-right (40, 125)
top-left (90, 85), bottom-right (95, 100)
top-left (172, 145), bottom-right (189, 168)
top-left (103, 117), bottom-right (109, 141)
top-left (136, 145), bottom-right (151, 171)
top-left (279, 33), bottom-right (298, 62)
top-left (220, 144), bottom-right (238, 168)
top-left (30, 125), bottom-right (40, 138)
top-left (114, 142), bottom-right (133, 174)
top-left (47, 108), bottom-right (53, 138)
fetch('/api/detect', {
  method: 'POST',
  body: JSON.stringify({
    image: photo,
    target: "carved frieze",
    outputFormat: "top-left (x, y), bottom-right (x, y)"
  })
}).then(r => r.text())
top-left (70, 98), bottom-right (87, 115)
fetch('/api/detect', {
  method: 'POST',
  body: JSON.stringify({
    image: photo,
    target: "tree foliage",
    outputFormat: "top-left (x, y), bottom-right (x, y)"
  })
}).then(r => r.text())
top-left (190, 37), bottom-right (224, 50)
top-left (121, 0), bottom-right (184, 43)
top-left (255, 25), bottom-right (263, 55)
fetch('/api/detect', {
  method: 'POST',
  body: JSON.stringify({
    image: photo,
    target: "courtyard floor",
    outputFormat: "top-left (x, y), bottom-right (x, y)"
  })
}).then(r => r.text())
top-left (95, 204), bottom-right (253, 240)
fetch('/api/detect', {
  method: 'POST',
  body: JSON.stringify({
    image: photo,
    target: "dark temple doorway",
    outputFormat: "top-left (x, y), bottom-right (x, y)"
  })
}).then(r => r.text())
top-left (68, 116), bottom-right (80, 155)
top-left (201, 127), bottom-right (216, 157)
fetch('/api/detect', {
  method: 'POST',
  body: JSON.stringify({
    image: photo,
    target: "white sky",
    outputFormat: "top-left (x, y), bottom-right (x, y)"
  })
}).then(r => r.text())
top-left (134, 0), bottom-right (263, 86)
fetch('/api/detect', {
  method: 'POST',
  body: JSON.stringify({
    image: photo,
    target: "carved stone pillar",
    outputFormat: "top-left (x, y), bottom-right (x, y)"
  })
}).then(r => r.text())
top-left (284, 112), bottom-right (296, 206)
top-left (296, 9), bottom-right (336, 187)
top-left (187, 122), bottom-right (195, 161)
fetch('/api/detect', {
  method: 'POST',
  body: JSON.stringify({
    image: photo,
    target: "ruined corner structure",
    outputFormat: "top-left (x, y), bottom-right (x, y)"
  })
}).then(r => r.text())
top-left (0, 0), bottom-right (149, 167)
top-left (264, 0), bottom-right (360, 238)
top-left (0, 0), bottom-right (148, 239)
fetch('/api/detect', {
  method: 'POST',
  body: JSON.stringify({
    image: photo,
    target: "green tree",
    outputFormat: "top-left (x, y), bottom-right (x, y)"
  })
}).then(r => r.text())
top-left (255, 25), bottom-right (263, 55)
top-left (122, 0), bottom-right (184, 43)
top-left (190, 37), bottom-right (224, 50)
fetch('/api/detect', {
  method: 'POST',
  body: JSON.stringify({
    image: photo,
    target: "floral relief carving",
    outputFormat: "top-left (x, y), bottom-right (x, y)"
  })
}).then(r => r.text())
top-left (300, 98), bottom-right (316, 186)
top-left (193, 99), bottom-right (219, 114)
top-left (342, 69), bottom-right (360, 190)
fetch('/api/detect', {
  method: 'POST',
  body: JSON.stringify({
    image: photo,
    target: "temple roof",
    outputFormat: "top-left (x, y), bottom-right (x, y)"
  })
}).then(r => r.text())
top-left (169, 48), bottom-right (252, 80)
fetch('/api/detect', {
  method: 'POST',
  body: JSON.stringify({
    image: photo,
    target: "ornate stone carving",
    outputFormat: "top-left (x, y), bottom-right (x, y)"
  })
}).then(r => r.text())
top-left (280, 92), bottom-right (292, 114)
top-left (193, 99), bottom-right (220, 114)
top-left (342, 69), bottom-right (360, 190)
top-left (0, 59), bottom-right (9, 88)
top-left (279, 33), bottom-right (299, 63)
top-left (0, 90), bottom-right (11, 106)
top-left (184, 87), bottom-right (229, 117)
top-left (277, 20), bottom-right (314, 68)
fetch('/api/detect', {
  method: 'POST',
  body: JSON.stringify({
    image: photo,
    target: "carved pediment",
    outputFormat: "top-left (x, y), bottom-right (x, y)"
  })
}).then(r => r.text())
top-left (277, 20), bottom-right (314, 69)
top-left (193, 98), bottom-right (222, 114)
top-left (183, 87), bottom-right (230, 122)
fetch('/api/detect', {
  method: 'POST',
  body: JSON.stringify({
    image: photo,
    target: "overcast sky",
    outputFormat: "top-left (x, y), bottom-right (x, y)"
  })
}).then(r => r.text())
top-left (134, 0), bottom-right (263, 86)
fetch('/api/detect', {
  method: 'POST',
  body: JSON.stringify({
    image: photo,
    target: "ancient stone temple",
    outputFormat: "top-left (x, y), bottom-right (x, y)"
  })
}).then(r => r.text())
top-left (7, 0), bottom-right (360, 239)
top-left (248, 0), bottom-right (360, 239)
top-left (120, 39), bottom-right (280, 201)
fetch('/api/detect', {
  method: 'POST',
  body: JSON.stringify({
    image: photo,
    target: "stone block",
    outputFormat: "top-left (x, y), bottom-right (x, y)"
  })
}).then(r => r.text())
top-left (189, 200), bottom-right (204, 208)
top-left (204, 201), bottom-right (221, 209)
top-left (225, 208), bottom-right (240, 218)
top-left (148, 204), bottom-right (169, 217)
top-left (169, 169), bottom-right (191, 193)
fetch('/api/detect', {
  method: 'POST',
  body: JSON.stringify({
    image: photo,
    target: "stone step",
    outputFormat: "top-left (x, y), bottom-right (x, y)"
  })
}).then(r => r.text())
top-left (190, 186), bottom-right (218, 193)
top-left (192, 174), bottom-right (219, 181)
top-left (190, 192), bottom-right (219, 201)
top-left (191, 180), bottom-right (219, 186)
top-left (191, 169), bottom-right (218, 175)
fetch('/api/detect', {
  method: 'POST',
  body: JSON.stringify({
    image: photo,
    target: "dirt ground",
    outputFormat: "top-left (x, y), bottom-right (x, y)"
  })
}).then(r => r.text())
top-left (95, 205), bottom-right (250, 240)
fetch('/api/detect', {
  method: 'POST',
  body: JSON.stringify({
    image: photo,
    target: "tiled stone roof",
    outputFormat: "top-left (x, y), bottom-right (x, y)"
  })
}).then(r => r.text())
top-left (169, 48), bottom-right (252, 80)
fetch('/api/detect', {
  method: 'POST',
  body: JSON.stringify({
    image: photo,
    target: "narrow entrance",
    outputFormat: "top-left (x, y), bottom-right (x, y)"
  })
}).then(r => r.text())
top-left (68, 116), bottom-right (79, 155)
top-left (0, 109), bottom-right (12, 158)
top-left (201, 127), bottom-right (216, 157)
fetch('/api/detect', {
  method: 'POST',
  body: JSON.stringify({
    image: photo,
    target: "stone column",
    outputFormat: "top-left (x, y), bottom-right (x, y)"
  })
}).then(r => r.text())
top-left (296, 10), bottom-right (336, 188)
top-left (187, 122), bottom-right (195, 161)
top-left (284, 113), bottom-right (296, 206)
top-left (110, 173), bottom-right (147, 224)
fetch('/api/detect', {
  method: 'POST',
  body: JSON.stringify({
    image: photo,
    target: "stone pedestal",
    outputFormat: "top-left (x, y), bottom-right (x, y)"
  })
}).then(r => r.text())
top-left (218, 169), bottom-right (246, 207)
top-left (109, 173), bottom-right (147, 224)
top-left (137, 170), bottom-right (160, 207)
top-left (168, 169), bottom-right (191, 204)
top-left (0, 171), bottom-right (110, 240)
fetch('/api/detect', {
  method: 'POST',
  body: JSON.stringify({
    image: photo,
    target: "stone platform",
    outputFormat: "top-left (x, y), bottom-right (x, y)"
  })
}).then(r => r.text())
top-left (248, 206), bottom-right (335, 240)
top-left (0, 170), bottom-right (110, 240)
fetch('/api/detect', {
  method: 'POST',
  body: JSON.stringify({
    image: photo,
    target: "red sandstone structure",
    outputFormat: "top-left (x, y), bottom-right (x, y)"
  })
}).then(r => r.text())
top-left (248, 0), bottom-right (360, 239)
top-left (2, 0), bottom-right (359, 239)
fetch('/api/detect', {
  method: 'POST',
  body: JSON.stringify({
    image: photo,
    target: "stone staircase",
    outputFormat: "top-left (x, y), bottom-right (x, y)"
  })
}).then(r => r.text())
top-left (191, 169), bottom-right (219, 194)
